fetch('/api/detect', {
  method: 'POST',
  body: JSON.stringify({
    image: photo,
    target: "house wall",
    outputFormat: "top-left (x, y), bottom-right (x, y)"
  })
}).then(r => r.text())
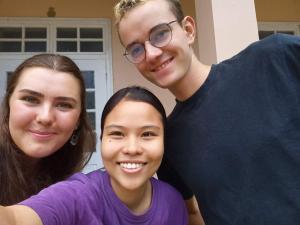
top-left (0, 0), bottom-right (299, 114)
top-left (254, 0), bottom-right (300, 21)
top-left (0, 0), bottom-right (196, 114)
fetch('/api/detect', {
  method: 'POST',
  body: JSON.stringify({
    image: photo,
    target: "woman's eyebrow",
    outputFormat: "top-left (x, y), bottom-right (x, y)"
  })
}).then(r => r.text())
top-left (18, 89), bottom-right (43, 97)
top-left (18, 89), bottom-right (78, 103)
top-left (55, 96), bottom-right (78, 103)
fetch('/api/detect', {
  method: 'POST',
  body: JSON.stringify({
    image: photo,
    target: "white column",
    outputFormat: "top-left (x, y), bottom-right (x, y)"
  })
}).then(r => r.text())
top-left (195, 0), bottom-right (259, 64)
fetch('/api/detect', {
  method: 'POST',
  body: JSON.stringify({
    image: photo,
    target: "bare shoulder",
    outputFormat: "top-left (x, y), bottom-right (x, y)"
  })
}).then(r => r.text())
top-left (6, 205), bottom-right (43, 225)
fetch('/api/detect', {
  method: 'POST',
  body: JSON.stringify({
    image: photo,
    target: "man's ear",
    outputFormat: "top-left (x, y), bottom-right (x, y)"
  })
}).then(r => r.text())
top-left (181, 16), bottom-right (196, 45)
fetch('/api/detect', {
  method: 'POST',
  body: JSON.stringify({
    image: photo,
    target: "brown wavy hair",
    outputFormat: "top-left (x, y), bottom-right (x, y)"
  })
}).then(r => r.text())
top-left (0, 54), bottom-right (96, 205)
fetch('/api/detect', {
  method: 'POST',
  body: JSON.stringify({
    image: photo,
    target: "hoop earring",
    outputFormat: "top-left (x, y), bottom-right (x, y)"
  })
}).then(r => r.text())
top-left (70, 130), bottom-right (79, 146)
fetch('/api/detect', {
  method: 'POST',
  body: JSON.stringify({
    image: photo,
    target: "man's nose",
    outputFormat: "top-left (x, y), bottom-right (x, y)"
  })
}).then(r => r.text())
top-left (144, 41), bottom-right (163, 63)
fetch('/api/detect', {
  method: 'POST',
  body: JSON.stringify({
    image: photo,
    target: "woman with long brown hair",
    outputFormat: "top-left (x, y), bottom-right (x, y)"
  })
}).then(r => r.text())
top-left (0, 54), bottom-right (96, 205)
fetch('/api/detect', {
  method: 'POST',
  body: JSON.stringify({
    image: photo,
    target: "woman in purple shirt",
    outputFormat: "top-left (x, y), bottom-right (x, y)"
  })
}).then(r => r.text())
top-left (0, 86), bottom-right (188, 225)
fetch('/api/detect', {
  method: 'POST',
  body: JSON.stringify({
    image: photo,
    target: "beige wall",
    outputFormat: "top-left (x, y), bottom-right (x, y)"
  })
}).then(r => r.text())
top-left (0, 0), bottom-right (114, 18)
top-left (0, 0), bottom-right (299, 114)
top-left (196, 0), bottom-right (258, 64)
top-left (255, 0), bottom-right (300, 21)
top-left (0, 0), bottom-right (196, 114)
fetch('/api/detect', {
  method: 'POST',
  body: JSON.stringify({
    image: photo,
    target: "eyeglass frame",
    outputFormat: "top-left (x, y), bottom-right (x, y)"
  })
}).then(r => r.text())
top-left (123, 20), bottom-right (178, 64)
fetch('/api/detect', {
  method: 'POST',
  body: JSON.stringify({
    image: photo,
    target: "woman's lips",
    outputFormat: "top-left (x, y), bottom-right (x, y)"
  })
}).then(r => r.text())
top-left (29, 130), bottom-right (57, 139)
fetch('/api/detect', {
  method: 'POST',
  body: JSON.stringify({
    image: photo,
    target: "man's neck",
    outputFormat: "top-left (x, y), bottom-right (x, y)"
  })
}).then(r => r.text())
top-left (170, 55), bottom-right (211, 101)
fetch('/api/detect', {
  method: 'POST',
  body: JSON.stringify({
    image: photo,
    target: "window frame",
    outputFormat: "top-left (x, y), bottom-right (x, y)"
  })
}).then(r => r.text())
top-left (258, 22), bottom-right (300, 39)
top-left (0, 17), bottom-right (108, 55)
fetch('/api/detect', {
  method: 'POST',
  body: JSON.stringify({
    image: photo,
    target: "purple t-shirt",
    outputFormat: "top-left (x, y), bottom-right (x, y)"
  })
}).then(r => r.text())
top-left (20, 170), bottom-right (188, 225)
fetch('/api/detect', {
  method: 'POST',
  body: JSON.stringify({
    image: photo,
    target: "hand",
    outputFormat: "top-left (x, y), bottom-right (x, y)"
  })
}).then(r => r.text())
top-left (185, 196), bottom-right (205, 225)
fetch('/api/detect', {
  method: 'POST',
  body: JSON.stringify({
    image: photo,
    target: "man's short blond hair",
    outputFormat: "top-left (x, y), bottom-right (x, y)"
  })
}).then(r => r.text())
top-left (114, 0), bottom-right (184, 28)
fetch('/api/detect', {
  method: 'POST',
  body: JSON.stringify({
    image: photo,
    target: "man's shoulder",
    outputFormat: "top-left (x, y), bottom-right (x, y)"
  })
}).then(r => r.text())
top-left (246, 33), bottom-right (299, 54)
top-left (266, 33), bottom-right (300, 44)
top-left (217, 34), bottom-right (299, 68)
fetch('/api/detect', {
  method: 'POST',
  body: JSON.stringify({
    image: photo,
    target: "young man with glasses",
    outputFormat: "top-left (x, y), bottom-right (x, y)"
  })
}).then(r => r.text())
top-left (114, 1), bottom-right (300, 225)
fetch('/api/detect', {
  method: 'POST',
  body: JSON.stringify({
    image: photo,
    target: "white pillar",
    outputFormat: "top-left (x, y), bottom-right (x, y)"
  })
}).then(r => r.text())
top-left (195, 0), bottom-right (259, 64)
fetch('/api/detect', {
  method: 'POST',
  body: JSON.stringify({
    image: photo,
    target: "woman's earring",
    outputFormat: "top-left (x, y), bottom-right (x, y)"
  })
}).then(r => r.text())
top-left (70, 130), bottom-right (79, 146)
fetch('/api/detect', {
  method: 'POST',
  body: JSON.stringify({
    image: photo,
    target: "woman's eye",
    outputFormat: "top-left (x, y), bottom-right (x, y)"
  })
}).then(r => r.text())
top-left (21, 96), bottom-right (39, 104)
top-left (56, 102), bottom-right (73, 110)
top-left (109, 131), bottom-right (124, 137)
top-left (142, 131), bottom-right (156, 137)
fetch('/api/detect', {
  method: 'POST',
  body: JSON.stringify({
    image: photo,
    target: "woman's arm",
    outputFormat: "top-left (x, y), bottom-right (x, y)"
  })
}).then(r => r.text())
top-left (0, 206), bottom-right (15, 225)
top-left (185, 196), bottom-right (205, 225)
top-left (0, 205), bottom-right (42, 225)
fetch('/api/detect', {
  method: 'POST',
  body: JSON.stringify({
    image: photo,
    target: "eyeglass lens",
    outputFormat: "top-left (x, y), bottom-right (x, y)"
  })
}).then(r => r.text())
top-left (125, 22), bottom-right (173, 63)
top-left (149, 23), bottom-right (172, 47)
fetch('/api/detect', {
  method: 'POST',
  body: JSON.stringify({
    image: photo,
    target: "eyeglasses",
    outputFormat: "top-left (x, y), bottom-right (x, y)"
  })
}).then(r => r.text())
top-left (124, 20), bottom-right (177, 64)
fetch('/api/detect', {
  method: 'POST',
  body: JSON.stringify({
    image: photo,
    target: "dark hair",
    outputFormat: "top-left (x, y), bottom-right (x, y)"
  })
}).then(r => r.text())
top-left (0, 54), bottom-right (96, 205)
top-left (100, 86), bottom-right (167, 139)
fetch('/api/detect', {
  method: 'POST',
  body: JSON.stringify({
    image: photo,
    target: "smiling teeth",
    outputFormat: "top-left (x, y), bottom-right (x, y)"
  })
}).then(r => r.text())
top-left (154, 59), bottom-right (171, 72)
top-left (120, 163), bottom-right (143, 169)
top-left (157, 63), bottom-right (167, 71)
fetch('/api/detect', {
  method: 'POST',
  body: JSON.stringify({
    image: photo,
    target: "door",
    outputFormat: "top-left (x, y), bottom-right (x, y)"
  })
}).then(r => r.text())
top-left (73, 58), bottom-right (108, 173)
top-left (0, 58), bottom-right (24, 98)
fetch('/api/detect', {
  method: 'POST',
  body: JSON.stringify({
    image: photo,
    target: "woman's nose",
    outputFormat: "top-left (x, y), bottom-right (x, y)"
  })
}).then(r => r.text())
top-left (122, 136), bottom-right (143, 155)
top-left (36, 104), bottom-right (54, 126)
